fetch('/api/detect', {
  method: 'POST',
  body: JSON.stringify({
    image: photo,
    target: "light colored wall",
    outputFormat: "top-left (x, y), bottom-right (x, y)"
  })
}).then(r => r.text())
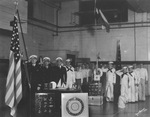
top-left (1, 1), bottom-right (150, 62)
top-left (20, 25), bottom-right (54, 60)
top-left (54, 27), bottom-right (149, 61)
top-left (55, 1), bottom-right (150, 62)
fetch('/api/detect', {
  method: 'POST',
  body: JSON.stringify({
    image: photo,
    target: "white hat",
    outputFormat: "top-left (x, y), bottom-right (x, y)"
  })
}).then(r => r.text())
top-left (56, 57), bottom-right (63, 61)
top-left (29, 55), bottom-right (37, 59)
top-left (66, 59), bottom-right (71, 62)
top-left (109, 61), bottom-right (113, 64)
top-left (43, 57), bottom-right (50, 61)
top-left (123, 66), bottom-right (127, 69)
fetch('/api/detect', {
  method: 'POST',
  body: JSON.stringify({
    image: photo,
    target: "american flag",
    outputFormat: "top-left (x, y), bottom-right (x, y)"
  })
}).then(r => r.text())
top-left (114, 40), bottom-right (121, 104)
top-left (115, 40), bottom-right (121, 84)
top-left (5, 15), bottom-right (22, 117)
top-left (116, 40), bottom-right (121, 70)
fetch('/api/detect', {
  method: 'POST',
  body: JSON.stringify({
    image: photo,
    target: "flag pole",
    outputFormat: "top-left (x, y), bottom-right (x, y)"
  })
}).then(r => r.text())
top-left (94, 0), bottom-right (97, 25)
top-left (16, 7), bottom-right (31, 89)
top-left (15, 2), bottom-right (32, 117)
top-left (16, 10), bottom-right (28, 61)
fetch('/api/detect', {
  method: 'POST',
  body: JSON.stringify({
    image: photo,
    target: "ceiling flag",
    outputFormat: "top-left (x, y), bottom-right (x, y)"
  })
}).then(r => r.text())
top-left (95, 0), bottom-right (110, 32)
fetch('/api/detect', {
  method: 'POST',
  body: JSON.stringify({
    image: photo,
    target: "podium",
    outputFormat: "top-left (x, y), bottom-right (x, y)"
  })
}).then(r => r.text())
top-left (88, 82), bottom-right (103, 106)
top-left (34, 89), bottom-right (80, 117)
top-left (35, 93), bottom-right (55, 116)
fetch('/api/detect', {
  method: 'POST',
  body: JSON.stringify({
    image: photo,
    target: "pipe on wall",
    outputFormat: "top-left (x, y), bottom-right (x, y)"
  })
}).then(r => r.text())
top-left (58, 24), bottom-right (150, 33)
top-left (53, 4), bottom-right (61, 36)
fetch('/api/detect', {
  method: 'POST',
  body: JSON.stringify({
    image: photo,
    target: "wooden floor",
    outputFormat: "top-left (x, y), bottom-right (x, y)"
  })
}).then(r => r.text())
top-left (89, 96), bottom-right (150, 117)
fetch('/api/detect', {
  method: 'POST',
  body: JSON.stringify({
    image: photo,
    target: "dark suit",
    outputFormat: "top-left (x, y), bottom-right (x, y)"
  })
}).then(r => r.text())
top-left (42, 65), bottom-right (53, 83)
top-left (53, 65), bottom-right (67, 85)
top-left (27, 62), bottom-right (42, 117)
top-left (27, 62), bottom-right (42, 91)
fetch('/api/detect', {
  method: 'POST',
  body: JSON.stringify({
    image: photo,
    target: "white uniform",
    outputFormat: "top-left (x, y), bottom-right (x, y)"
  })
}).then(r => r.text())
top-left (128, 72), bottom-right (136, 102)
top-left (134, 68), bottom-right (140, 101)
top-left (139, 68), bottom-right (148, 101)
top-left (103, 68), bottom-right (116, 101)
top-left (116, 70), bottom-right (129, 108)
top-left (65, 66), bottom-right (75, 88)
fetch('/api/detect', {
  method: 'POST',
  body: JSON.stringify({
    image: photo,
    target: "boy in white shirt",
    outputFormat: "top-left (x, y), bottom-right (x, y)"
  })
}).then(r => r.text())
top-left (116, 66), bottom-right (129, 108)
top-left (102, 61), bottom-right (116, 102)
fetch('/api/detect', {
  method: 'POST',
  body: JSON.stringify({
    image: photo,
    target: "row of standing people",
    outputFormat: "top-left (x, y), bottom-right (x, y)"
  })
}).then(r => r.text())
top-left (27, 55), bottom-right (92, 90)
top-left (95, 62), bottom-right (148, 108)
top-left (27, 55), bottom-right (148, 107)
top-left (116, 64), bottom-right (148, 108)
top-left (27, 55), bottom-right (74, 116)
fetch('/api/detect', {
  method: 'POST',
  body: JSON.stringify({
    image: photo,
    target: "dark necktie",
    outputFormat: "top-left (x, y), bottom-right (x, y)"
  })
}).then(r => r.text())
top-left (66, 66), bottom-right (73, 72)
top-left (107, 68), bottom-right (112, 72)
top-left (122, 72), bottom-right (128, 78)
top-left (129, 72), bottom-right (133, 77)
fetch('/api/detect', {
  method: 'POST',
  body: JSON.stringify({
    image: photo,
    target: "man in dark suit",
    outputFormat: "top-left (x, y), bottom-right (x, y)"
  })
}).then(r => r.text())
top-left (42, 57), bottom-right (53, 84)
top-left (27, 55), bottom-right (42, 91)
top-left (27, 55), bottom-right (42, 117)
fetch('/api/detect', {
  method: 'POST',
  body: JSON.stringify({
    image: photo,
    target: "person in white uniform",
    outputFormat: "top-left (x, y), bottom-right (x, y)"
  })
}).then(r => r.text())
top-left (138, 64), bottom-right (148, 101)
top-left (128, 65), bottom-right (136, 102)
top-left (65, 59), bottom-right (75, 89)
top-left (102, 61), bottom-right (116, 102)
top-left (133, 64), bottom-right (140, 102)
top-left (116, 66), bottom-right (129, 108)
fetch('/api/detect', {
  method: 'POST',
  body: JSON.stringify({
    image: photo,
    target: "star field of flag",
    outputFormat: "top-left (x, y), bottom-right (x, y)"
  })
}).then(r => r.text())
top-left (10, 16), bottom-right (20, 63)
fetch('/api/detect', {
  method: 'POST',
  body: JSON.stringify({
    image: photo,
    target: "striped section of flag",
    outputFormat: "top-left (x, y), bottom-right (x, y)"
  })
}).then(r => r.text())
top-left (95, 0), bottom-right (110, 32)
top-left (5, 51), bottom-right (15, 109)
top-left (99, 9), bottom-right (110, 31)
top-left (5, 15), bottom-right (22, 117)
top-left (95, 8), bottom-right (110, 32)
